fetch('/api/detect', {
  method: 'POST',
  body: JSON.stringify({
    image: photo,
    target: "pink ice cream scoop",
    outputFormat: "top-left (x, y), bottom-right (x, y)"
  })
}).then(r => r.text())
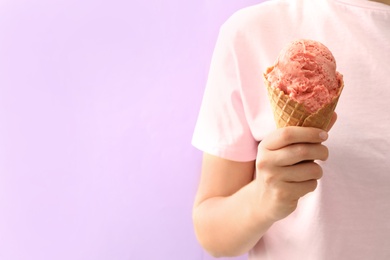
top-left (265, 39), bottom-right (343, 113)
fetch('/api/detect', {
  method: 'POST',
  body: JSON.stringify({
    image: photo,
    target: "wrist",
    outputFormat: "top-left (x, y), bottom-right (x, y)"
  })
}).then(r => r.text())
top-left (247, 180), bottom-right (275, 232)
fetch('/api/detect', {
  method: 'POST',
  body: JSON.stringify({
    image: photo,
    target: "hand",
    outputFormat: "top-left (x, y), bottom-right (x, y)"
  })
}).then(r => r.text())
top-left (254, 113), bottom-right (336, 222)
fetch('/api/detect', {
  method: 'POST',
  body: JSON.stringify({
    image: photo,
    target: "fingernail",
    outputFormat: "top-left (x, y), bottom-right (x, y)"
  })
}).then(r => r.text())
top-left (319, 131), bottom-right (328, 140)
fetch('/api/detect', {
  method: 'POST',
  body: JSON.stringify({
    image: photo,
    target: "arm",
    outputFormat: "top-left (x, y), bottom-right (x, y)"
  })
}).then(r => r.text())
top-left (193, 122), bottom-right (335, 257)
top-left (193, 154), bottom-right (267, 257)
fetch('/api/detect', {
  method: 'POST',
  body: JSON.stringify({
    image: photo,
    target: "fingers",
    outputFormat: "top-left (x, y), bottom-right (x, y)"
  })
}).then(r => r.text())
top-left (261, 126), bottom-right (328, 151)
top-left (259, 174), bottom-right (319, 221)
top-left (281, 161), bottom-right (323, 182)
top-left (257, 160), bottom-right (323, 221)
top-left (254, 124), bottom-right (332, 222)
top-left (257, 127), bottom-right (330, 168)
top-left (274, 179), bottom-right (319, 200)
top-left (260, 160), bottom-right (323, 184)
top-left (271, 143), bottom-right (329, 166)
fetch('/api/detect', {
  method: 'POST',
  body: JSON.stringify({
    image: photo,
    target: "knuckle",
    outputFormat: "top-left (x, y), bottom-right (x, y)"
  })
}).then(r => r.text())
top-left (256, 158), bottom-right (268, 171)
top-left (322, 145), bottom-right (329, 160)
top-left (310, 162), bottom-right (323, 179)
top-left (263, 173), bottom-right (277, 186)
top-left (279, 127), bottom-right (294, 142)
top-left (273, 185), bottom-right (290, 201)
top-left (308, 180), bottom-right (318, 192)
top-left (295, 144), bottom-right (310, 157)
top-left (315, 166), bottom-right (324, 180)
top-left (256, 148), bottom-right (274, 171)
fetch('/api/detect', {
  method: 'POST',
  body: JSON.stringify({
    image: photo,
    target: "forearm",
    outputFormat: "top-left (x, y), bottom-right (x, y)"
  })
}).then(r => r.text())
top-left (192, 180), bottom-right (273, 257)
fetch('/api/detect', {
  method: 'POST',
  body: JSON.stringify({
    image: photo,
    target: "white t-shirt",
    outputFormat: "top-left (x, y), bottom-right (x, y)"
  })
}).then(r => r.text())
top-left (192, 0), bottom-right (390, 259)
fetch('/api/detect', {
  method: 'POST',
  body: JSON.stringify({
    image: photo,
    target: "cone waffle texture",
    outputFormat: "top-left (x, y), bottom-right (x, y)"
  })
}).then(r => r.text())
top-left (264, 77), bottom-right (344, 131)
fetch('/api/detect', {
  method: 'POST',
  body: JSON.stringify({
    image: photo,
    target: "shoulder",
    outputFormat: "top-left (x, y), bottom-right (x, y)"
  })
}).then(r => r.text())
top-left (213, 0), bottom-right (310, 63)
top-left (220, 0), bottom-right (305, 36)
top-left (215, 0), bottom-right (328, 56)
top-left (218, 0), bottom-right (333, 39)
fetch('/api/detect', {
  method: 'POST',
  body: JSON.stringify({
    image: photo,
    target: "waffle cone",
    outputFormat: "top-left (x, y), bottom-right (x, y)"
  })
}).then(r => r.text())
top-left (264, 77), bottom-right (344, 131)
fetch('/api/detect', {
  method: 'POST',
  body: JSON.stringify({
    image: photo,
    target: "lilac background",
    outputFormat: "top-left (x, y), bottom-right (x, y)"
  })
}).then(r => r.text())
top-left (0, 0), bottom-right (262, 259)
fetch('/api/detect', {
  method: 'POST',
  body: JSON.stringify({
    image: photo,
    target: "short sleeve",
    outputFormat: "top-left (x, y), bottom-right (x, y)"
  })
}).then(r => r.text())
top-left (191, 21), bottom-right (258, 162)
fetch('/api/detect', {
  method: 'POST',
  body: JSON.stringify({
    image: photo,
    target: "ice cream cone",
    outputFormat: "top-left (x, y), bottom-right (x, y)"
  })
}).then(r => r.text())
top-left (264, 76), bottom-right (344, 131)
